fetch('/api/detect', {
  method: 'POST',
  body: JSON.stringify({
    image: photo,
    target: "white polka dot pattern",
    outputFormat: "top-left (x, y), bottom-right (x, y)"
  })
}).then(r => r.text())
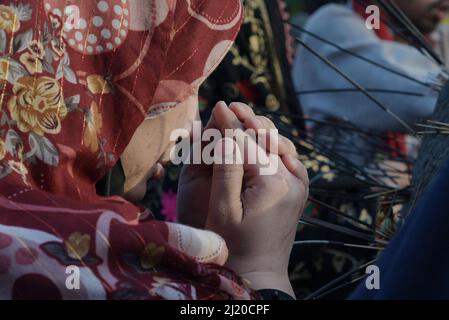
top-left (44, 0), bottom-right (131, 55)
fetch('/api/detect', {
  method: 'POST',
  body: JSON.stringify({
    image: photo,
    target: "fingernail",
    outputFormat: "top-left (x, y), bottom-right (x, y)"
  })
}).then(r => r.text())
top-left (217, 100), bottom-right (227, 108)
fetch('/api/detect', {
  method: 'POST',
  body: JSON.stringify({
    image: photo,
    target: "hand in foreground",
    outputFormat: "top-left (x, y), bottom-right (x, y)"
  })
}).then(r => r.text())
top-left (178, 102), bottom-right (309, 297)
top-left (177, 102), bottom-right (303, 227)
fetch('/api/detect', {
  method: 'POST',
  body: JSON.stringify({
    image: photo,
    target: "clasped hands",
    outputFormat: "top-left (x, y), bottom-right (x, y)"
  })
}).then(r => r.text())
top-left (177, 101), bottom-right (309, 296)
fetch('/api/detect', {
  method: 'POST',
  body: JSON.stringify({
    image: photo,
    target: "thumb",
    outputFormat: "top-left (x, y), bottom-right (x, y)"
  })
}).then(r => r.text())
top-left (166, 222), bottom-right (229, 265)
top-left (207, 138), bottom-right (244, 230)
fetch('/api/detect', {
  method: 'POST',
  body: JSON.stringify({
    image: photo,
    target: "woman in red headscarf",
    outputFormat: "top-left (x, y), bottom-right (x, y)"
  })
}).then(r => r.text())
top-left (0, 0), bottom-right (308, 299)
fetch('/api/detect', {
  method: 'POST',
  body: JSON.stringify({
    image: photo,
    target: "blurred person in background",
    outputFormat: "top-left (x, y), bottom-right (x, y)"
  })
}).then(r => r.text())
top-left (290, 0), bottom-right (449, 299)
top-left (293, 0), bottom-right (449, 133)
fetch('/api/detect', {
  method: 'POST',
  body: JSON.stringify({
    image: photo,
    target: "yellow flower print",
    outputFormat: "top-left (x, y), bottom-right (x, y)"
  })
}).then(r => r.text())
top-left (249, 35), bottom-right (260, 52)
top-left (303, 159), bottom-right (319, 172)
top-left (0, 58), bottom-right (9, 85)
top-left (0, 139), bottom-right (5, 161)
top-left (140, 243), bottom-right (165, 269)
top-left (8, 76), bottom-right (67, 136)
top-left (19, 40), bottom-right (46, 74)
top-left (87, 75), bottom-right (112, 95)
top-left (65, 232), bottom-right (91, 260)
top-left (316, 154), bottom-right (330, 163)
top-left (83, 101), bottom-right (103, 152)
top-left (0, 5), bottom-right (20, 33)
top-left (321, 165), bottom-right (336, 182)
top-left (19, 52), bottom-right (43, 75)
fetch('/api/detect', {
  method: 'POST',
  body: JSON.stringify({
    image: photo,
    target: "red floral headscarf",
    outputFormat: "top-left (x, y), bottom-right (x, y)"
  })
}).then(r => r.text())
top-left (0, 0), bottom-right (255, 299)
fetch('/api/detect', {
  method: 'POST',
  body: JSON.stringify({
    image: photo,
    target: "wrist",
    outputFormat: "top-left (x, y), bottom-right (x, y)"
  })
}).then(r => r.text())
top-left (238, 270), bottom-right (295, 299)
top-left (257, 289), bottom-right (296, 300)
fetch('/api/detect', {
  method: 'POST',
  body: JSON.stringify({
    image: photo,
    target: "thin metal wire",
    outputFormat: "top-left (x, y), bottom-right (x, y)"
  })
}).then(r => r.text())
top-left (294, 240), bottom-right (385, 251)
top-left (312, 273), bottom-right (368, 300)
top-left (377, 0), bottom-right (446, 66)
top-left (286, 20), bottom-right (434, 89)
top-left (295, 37), bottom-right (418, 136)
top-left (305, 259), bottom-right (377, 300)
top-left (308, 196), bottom-right (393, 240)
top-left (296, 88), bottom-right (425, 96)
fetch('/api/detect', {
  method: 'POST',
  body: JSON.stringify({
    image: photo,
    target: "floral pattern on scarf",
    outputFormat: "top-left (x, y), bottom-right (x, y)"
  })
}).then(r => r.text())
top-left (0, 0), bottom-right (256, 300)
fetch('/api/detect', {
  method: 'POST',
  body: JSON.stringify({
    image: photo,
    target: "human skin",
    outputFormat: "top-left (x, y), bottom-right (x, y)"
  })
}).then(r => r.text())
top-left (121, 95), bottom-right (199, 202)
top-left (394, 0), bottom-right (449, 33)
top-left (201, 102), bottom-right (308, 297)
top-left (121, 98), bottom-right (309, 297)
